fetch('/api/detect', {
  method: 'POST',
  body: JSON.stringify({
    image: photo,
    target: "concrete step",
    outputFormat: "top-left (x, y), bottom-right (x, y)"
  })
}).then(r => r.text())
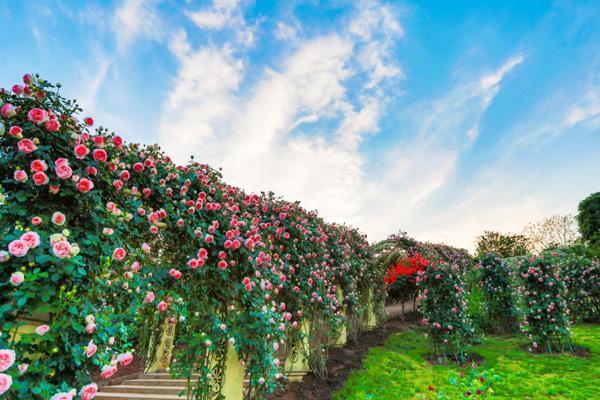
top-left (121, 379), bottom-right (188, 387)
top-left (102, 386), bottom-right (186, 395)
top-left (95, 393), bottom-right (184, 400)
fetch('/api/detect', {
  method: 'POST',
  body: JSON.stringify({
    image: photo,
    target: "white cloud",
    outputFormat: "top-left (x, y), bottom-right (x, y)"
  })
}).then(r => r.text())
top-left (112, 0), bottom-right (162, 52)
top-left (186, 0), bottom-right (256, 47)
top-left (275, 21), bottom-right (299, 41)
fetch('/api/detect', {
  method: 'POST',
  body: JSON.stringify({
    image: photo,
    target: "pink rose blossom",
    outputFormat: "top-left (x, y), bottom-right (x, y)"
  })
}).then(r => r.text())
top-left (20, 232), bottom-right (40, 248)
top-left (85, 340), bottom-right (97, 358)
top-left (119, 353), bottom-right (133, 366)
top-left (31, 216), bottom-right (42, 225)
top-left (92, 149), bottom-right (107, 162)
top-left (52, 241), bottom-right (71, 258)
top-left (14, 169), bottom-right (28, 183)
top-left (10, 272), bottom-right (25, 286)
top-left (143, 292), bottom-right (155, 303)
top-left (113, 247), bottom-right (126, 261)
top-left (33, 171), bottom-right (49, 185)
top-left (50, 392), bottom-right (73, 400)
top-left (55, 164), bottom-right (73, 180)
top-left (1, 103), bottom-right (17, 118)
top-left (100, 365), bottom-right (117, 379)
top-left (79, 383), bottom-right (98, 400)
top-left (0, 373), bottom-right (12, 396)
top-left (35, 324), bottom-right (50, 336)
top-left (8, 239), bottom-right (29, 257)
top-left (8, 126), bottom-right (23, 138)
top-left (52, 211), bottom-right (66, 226)
top-left (86, 323), bottom-right (96, 334)
top-left (27, 108), bottom-right (49, 124)
top-left (18, 363), bottom-right (28, 375)
top-left (54, 158), bottom-right (69, 167)
top-left (157, 301), bottom-right (168, 312)
top-left (30, 159), bottom-right (48, 172)
top-left (45, 119), bottom-right (60, 132)
top-left (74, 144), bottom-right (90, 159)
top-left (0, 350), bottom-right (16, 372)
top-left (77, 178), bottom-right (94, 193)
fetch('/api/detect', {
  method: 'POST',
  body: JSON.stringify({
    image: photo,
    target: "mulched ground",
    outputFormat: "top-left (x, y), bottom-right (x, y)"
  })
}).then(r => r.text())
top-left (271, 313), bottom-right (419, 400)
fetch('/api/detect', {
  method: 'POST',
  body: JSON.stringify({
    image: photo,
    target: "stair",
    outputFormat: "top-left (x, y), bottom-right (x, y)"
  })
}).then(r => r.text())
top-left (96, 371), bottom-right (198, 400)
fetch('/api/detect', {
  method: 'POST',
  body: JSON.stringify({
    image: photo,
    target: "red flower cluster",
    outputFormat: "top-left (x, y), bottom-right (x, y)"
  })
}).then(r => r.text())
top-left (384, 253), bottom-right (430, 285)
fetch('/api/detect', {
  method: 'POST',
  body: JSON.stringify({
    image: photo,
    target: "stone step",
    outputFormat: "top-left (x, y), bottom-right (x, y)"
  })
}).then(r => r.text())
top-left (102, 386), bottom-right (186, 395)
top-left (142, 372), bottom-right (200, 380)
top-left (95, 393), bottom-right (184, 400)
top-left (121, 379), bottom-right (188, 387)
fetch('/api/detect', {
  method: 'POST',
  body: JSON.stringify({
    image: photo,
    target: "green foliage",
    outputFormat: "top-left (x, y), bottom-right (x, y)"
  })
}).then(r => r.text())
top-left (518, 254), bottom-right (573, 352)
top-left (577, 192), bottom-right (600, 247)
top-left (416, 261), bottom-right (474, 363)
top-left (333, 325), bottom-right (600, 399)
top-left (475, 231), bottom-right (531, 258)
top-left (478, 253), bottom-right (519, 334)
top-left (557, 253), bottom-right (600, 322)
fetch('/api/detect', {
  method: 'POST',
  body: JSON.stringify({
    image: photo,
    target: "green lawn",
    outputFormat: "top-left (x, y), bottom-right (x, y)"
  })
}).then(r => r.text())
top-left (334, 325), bottom-right (600, 399)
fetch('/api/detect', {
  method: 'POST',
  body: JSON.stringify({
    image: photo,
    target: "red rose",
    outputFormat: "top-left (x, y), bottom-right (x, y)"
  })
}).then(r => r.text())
top-left (77, 178), bottom-right (94, 193)
top-left (93, 149), bottom-right (107, 162)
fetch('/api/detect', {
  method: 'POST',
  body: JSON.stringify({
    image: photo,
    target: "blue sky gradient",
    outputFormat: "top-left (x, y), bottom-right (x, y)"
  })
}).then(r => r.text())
top-left (1, 0), bottom-right (598, 250)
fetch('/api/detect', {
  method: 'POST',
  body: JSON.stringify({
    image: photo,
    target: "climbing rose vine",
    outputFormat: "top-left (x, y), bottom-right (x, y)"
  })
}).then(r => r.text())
top-left (0, 74), bottom-right (380, 399)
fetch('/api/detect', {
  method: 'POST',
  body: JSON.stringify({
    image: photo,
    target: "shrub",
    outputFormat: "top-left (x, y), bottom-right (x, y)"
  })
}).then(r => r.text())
top-left (417, 261), bottom-right (474, 363)
top-left (577, 192), bottom-right (600, 247)
top-left (384, 252), bottom-right (429, 304)
top-left (478, 253), bottom-right (519, 334)
top-left (558, 253), bottom-right (600, 322)
top-left (518, 254), bottom-right (573, 352)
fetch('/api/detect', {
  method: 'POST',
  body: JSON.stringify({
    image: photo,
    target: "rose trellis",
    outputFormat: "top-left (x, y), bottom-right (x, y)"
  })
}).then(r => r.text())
top-left (0, 75), bottom-right (379, 399)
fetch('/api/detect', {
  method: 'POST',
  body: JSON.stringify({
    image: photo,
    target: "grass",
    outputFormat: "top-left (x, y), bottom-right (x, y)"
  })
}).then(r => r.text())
top-left (333, 325), bottom-right (600, 399)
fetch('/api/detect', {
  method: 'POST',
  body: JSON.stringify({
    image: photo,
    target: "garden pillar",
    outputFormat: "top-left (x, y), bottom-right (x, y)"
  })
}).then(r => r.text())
top-left (332, 287), bottom-right (347, 347)
top-left (148, 318), bottom-right (176, 372)
top-left (284, 319), bottom-right (310, 381)
top-left (220, 343), bottom-right (244, 400)
top-left (362, 289), bottom-right (377, 331)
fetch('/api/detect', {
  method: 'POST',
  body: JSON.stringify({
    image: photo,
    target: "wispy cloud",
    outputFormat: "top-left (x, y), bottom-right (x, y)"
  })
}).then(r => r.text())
top-left (112, 0), bottom-right (162, 52)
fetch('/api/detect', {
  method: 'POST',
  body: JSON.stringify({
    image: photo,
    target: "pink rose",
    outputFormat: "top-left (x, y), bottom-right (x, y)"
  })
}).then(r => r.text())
top-left (113, 247), bottom-right (126, 261)
top-left (85, 323), bottom-right (96, 334)
top-left (112, 136), bottom-right (123, 146)
top-left (79, 383), bottom-right (98, 400)
top-left (74, 144), bottom-right (89, 159)
top-left (92, 136), bottom-right (104, 147)
top-left (10, 272), bottom-right (25, 286)
top-left (0, 373), bottom-right (12, 396)
top-left (55, 164), bottom-right (73, 180)
top-left (93, 149), bottom-right (107, 162)
top-left (31, 216), bottom-right (42, 225)
top-left (85, 341), bottom-right (97, 358)
top-left (77, 178), bottom-right (94, 193)
top-left (27, 108), bottom-right (49, 124)
top-left (30, 159), bottom-right (48, 172)
top-left (14, 170), bottom-right (28, 183)
top-left (8, 240), bottom-right (29, 257)
top-left (1, 103), bottom-right (16, 118)
top-left (54, 158), bottom-right (69, 167)
top-left (52, 241), bottom-right (71, 258)
top-left (18, 139), bottom-right (37, 154)
top-left (100, 365), bottom-right (117, 379)
top-left (8, 126), bottom-right (23, 138)
top-left (35, 324), bottom-right (50, 336)
top-left (119, 353), bottom-right (133, 366)
top-left (143, 292), bottom-right (155, 303)
top-left (52, 211), bottom-right (66, 226)
top-left (32, 171), bottom-right (49, 186)
top-left (157, 301), bottom-right (168, 312)
top-left (131, 261), bottom-right (140, 272)
top-left (0, 349), bottom-right (16, 372)
top-left (18, 363), bottom-right (28, 375)
top-left (20, 232), bottom-right (40, 248)
top-left (86, 166), bottom-right (98, 176)
top-left (45, 118), bottom-right (60, 132)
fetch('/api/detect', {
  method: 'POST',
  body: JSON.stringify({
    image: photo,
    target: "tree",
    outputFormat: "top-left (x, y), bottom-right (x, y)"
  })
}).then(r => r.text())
top-left (523, 214), bottom-right (580, 253)
top-left (475, 231), bottom-right (531, 258)
top-left (577, 192), bottom-right (600, 246)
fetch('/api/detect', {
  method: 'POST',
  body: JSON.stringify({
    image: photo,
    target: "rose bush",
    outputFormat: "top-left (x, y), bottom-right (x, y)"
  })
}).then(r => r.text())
top-left (0, 75), bottom-right (379, 399)
top-left (478, 253), bottom-right (519, 334)
top-left (416, 260), bottom-right (474, 363)
top-left (557, 253), bottom-right (599, 322)
top-left (518, 253), bottom-right (573, 352)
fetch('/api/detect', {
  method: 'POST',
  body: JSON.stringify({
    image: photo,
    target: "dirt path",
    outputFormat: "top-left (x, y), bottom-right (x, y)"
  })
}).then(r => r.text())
top-left (271, 310), bottom-right (418, 400)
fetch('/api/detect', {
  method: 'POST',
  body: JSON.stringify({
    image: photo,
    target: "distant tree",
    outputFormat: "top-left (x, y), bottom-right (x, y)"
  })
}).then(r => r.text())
top-left (523, 214), bottom-right (580, 253)
top-left (577, 192), bottom-right (600, 246)
top-left (475, 231), bottom-right (531, 258)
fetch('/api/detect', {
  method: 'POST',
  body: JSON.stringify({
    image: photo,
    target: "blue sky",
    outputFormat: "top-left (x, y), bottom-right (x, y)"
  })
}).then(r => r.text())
top-left (1, 0), bottom-right (599, 250)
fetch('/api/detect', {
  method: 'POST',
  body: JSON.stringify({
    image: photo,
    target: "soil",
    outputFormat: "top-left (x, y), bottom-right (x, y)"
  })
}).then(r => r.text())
top-left (519, 344), bottom-right (591, 358)
top-left (270, 313), bottom-right (420, 400)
